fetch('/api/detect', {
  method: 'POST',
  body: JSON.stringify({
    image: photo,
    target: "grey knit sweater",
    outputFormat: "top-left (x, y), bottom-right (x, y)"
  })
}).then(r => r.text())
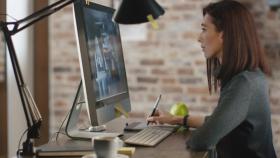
top-left (186, 69), bottom-right (276, 158)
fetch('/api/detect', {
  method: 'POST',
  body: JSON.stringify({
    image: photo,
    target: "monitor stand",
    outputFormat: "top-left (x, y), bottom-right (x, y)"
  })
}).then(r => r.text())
top-left (88, 125), bottom-right (106, 132)
top-left (65, 81), bottom-right (122, 139)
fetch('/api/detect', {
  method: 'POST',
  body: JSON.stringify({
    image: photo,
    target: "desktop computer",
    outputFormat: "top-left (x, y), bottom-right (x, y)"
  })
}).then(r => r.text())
top-left (66, 0), bottom-right (131, 139)
top-left (65, 0), bottom-right (177, 146)
top-left (36, 2), bottom-right (178, 157)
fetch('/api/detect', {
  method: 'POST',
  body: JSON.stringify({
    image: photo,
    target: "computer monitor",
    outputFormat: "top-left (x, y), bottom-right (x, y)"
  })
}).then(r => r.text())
top-left (73, 0), bottom-right (131, 129)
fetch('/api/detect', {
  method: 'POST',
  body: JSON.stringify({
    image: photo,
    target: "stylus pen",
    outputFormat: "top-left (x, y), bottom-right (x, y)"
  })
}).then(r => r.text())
top-left (147, 94), bottom-right (162, 126)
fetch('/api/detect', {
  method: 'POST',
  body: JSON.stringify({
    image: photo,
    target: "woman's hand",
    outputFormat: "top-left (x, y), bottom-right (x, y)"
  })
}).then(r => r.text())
top-left (146, 109), bottom-right (183, 125)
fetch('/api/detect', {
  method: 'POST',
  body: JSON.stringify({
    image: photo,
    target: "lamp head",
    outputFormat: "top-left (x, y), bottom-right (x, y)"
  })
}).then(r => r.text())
top-left (114, 0), bottom-right (165, 24)
top-left (268, 0), bottom-right (280, 10)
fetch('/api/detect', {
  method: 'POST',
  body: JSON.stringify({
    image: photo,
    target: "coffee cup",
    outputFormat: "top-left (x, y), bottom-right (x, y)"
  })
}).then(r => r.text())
top-left (92, 136), bottom-right (123, 158)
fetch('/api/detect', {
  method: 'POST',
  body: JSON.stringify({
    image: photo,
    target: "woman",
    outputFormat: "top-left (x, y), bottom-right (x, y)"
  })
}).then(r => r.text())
top-left (147, 1), bottom-right (277, 157)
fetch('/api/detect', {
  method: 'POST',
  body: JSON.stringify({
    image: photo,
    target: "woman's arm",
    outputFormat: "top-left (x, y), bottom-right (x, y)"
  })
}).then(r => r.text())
top-left (147, 111), bottom-right (206, 128)
top-left (186, 75), bottom-right (253, 151)
top-left (187, 115), bottom-right (206, 128)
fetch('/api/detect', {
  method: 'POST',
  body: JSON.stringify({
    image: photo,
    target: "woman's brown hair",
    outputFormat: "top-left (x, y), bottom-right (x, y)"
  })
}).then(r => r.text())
top-left (203, 0), bottom-right (271, 93)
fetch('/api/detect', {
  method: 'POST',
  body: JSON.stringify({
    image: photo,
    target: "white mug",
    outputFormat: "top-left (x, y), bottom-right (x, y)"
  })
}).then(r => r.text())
top-left (92, 136), bottom-right (123, 158)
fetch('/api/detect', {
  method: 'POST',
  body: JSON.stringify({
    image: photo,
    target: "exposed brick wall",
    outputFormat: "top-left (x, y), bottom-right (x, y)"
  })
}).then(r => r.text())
top-left (49, 0), bottom-right (280, 156)
top-left (0, 33), bottom-right (4, 82)
top-left (123, 0), bottom-right (220, 113)
top-left (49, 2), bottom-right (80, 133)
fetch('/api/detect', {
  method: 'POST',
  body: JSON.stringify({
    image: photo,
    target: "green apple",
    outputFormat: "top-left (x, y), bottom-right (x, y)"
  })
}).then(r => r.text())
top-left (169, 102), bottom-right (189, 116)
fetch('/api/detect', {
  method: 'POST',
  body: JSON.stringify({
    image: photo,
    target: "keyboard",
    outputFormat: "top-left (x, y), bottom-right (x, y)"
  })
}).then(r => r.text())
top-left (124, 126), bottom-right (177, 147)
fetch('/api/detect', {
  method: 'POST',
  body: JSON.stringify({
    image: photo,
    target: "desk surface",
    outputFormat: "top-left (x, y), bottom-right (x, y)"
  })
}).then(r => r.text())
top-left (17, 117), bottom-right (205, 158)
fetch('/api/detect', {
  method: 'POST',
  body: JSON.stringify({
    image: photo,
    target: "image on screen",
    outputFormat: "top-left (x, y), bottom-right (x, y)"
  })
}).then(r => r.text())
top-left (83, 7), bottom-right (128, 101)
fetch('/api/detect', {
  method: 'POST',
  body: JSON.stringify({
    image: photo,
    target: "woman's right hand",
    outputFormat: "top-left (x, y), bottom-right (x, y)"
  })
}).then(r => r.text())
top-left (146, 109), bottom-right (183, 125)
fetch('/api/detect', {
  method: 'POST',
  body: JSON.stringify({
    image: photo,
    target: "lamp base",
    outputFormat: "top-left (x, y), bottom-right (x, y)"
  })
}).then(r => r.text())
top-left (19, 139), bottom-right (35, 156)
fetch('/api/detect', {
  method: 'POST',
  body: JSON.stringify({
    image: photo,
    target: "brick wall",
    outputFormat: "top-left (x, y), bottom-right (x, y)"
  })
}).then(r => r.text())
top-left (49, 0), bottom-right (280, 156)
top-left (0, 33), bottom-right (4, 82)
top-left (49, 1), bottom-right (80, 132)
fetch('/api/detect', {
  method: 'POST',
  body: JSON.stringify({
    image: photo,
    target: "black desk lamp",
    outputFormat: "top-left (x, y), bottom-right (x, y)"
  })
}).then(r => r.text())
top-left (114, 0), bottom-right (165, 24)
top-left (0, 0), bottom-right (164, 156)
top-left (268, 0), bottom-right (280, 10)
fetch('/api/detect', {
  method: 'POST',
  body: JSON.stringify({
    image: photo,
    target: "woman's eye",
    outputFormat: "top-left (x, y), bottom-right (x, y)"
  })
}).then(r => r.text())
top-left (202, 28), bottom-right (206, 32)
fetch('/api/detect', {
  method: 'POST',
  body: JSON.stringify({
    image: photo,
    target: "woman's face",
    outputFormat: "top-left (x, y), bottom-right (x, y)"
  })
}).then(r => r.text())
top-left (198, 14), bottom-right (223, 60)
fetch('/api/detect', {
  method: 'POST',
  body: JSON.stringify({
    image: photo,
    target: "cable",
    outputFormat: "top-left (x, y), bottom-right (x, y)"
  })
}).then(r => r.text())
top-left (17, 101), bottom-right (86, 153)
top-left (48, 131), bottom-right (67, 143)
top-left (16, 128), bottom-right (28, 156)
top-left (202, 152), bottom-right (208, 158)
top-left (55, 109), bottom-right (71, 142)
top-left (17, 100), bottom-right (86, 154)
top-left (54, 101), bottom-right (86, 141)
top-left (0, 13), bottom-right (18, 22)
top-left (77, 101), bottom-right (85, 105)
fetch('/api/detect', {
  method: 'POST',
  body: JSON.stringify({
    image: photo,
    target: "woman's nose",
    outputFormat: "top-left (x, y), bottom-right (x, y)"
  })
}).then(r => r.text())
top-left (198, 34), bottom-right (202, 43)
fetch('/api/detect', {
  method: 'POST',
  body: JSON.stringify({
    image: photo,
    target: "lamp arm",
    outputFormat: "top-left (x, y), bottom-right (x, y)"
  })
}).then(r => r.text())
top-left (5, 0), bottom-right (76, 35)
top-left (0, 0), bottom-right (80, 155)
top-left (0, 24), bottom-right (34, 128)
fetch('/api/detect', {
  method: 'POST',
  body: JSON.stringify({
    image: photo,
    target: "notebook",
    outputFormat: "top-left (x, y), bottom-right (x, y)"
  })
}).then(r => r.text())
top-left (36, 140), bottom-right (93, 157)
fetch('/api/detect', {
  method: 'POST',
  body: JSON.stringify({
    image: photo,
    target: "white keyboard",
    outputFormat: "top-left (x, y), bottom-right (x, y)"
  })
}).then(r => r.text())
top-left (124, 126), bottom-right (177, 147)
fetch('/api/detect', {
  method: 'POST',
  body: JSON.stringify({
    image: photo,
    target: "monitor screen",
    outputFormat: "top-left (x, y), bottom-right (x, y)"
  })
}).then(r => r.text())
top-left (83, 7), bottom-right (127, 101)
top-left (74, 0), bottom-right (131, 126)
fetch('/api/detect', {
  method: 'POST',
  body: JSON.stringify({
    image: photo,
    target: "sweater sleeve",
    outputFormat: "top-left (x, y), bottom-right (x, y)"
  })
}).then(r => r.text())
top-left (186, 75), bottom-right (253, 151)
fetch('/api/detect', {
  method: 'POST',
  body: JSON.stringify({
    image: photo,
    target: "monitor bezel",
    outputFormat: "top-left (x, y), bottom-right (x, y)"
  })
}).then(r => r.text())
top-left (73, 0), bottom-right (131, 126)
